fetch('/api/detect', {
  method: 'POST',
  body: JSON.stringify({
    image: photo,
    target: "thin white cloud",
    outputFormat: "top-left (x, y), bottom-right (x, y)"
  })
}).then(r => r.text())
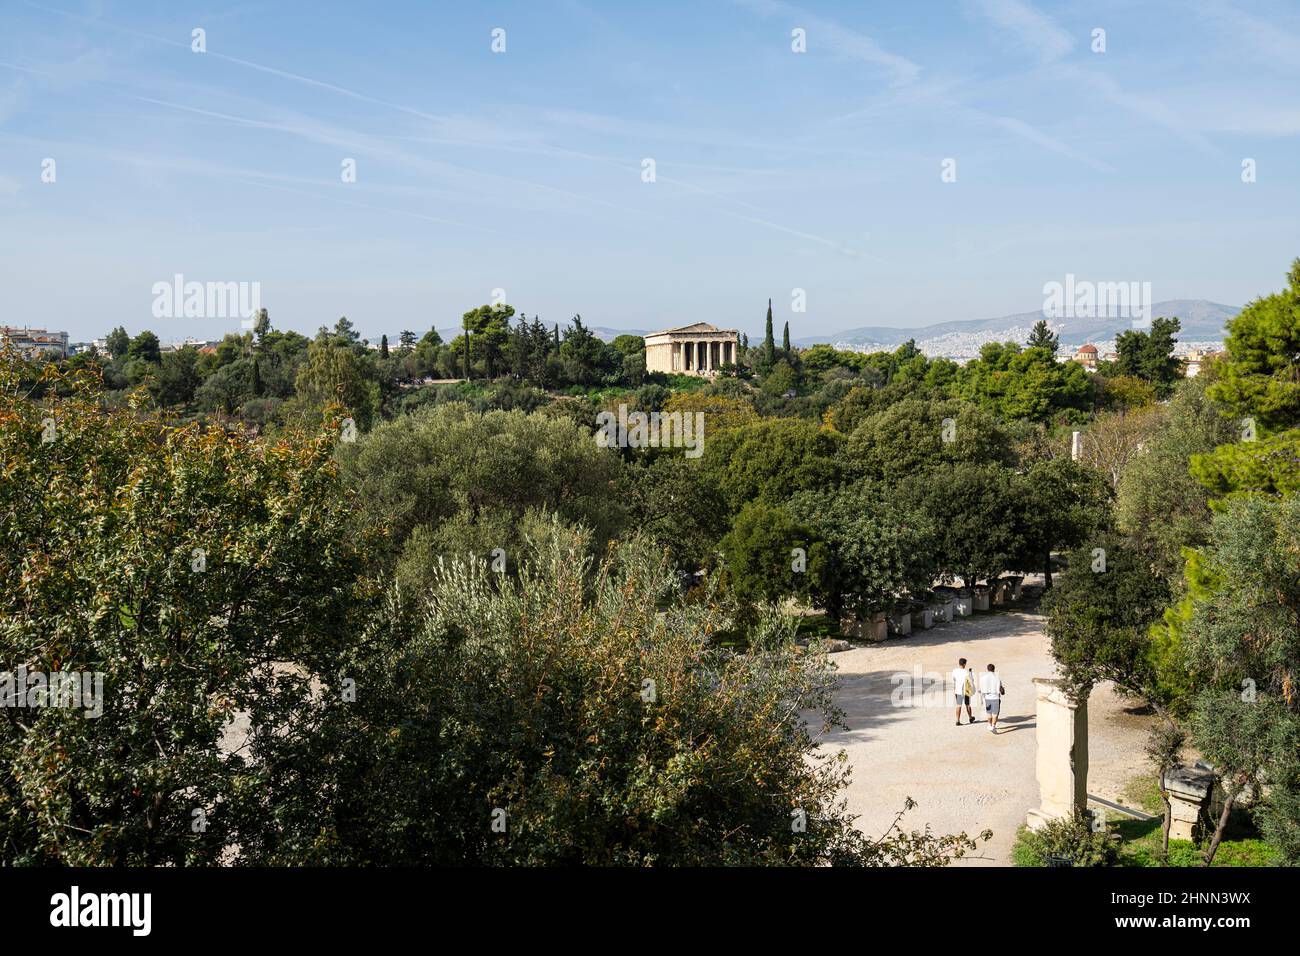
top-left (734, 0), bottom-right (921, 86)
top-left (1194, 0), bottom-right (1300, 64)
top-left (984, 113), bottom-right (1116, 173)
top-left (966, 0), bottom-right (1073, 62)
top-left (23, 1), bottom-right (452, 125)
top-left (967, 0), bottom-right (1217, 155)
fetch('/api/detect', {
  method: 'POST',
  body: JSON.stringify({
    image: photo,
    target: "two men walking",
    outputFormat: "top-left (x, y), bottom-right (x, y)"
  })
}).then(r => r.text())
top-left (953, 658), bottom-right (1005, 734)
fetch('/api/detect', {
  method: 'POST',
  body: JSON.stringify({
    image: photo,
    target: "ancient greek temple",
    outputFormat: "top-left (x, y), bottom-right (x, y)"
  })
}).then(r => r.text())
top-left (643, 322), bottom-right (740, 377)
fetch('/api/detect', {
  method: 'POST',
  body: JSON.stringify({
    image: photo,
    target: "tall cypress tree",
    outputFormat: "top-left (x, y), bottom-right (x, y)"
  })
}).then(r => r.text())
top-left (380, 333), bottom-right (389, 359)
top-left (463, 318), bottom-right (471, 380)
top-left (763, 298), bottom-right (776, 366)
top-left (782, 321), bottom-right (790, 355)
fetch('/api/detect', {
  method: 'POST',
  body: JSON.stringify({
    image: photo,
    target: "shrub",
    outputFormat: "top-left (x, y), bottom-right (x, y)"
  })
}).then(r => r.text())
top-left (1013, 813), bottom-right (1119, 867)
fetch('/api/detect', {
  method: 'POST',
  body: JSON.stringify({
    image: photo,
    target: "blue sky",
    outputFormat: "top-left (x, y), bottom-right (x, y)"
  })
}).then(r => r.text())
top-left (2, 0), bottom-right (1299, 342)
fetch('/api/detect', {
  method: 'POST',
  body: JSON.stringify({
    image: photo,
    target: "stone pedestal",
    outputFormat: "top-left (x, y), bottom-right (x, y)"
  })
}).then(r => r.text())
top-left (1027, 678), bottom-right (1089, 830)
top-left (1163, 766), bottom-right (1215, 841)
top-left (841, 611), bottom-right (887, 643)
top-left (954, 592), bottom-right (973, 617)
top-left (887, 606), bottom-right (912, 636)
top-left (991, 581), bottom-right (1006, 606)
top-left (973, 586), bottom-right (991, 612)
top-left (928, 599), bottom-right (954, 624)
top-left (1006, 576), bottom-right (1023, 600)
top-left (911, 606), bottom-right (933, 630)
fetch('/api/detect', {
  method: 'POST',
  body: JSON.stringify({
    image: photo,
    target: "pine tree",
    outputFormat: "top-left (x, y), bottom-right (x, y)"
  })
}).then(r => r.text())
top-left (1027, 320), bottom-right (1059, 355)
top-left (764, 299), bottom-right (776, 366)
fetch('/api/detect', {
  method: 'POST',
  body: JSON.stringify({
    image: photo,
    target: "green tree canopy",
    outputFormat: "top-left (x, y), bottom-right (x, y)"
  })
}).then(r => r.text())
top-left (889, 461), bottom-right (1024, 586)
top-left (844, 398), bottom-right (1013, 483)
top-left (127, 330), bottom-right (162, 365)
top-left (790, 486), bottom-right (930, 619)
top-left (700, 417), bottom-right (844, 511)
top-left (958, 341), bottom-right (1091, 421)
top-left (0, 361), bottom-right (370, 864)
top-left (339, 402), bottom-right (625, 578)
top-left (1116, 377), bottom-right (1238, 578)
top-left (292, 331), bottom-right (381, 429)
top-left (719, 501), bottom-right (815, 609)
top-left (1010, 456), bottom-right (1111, 586)
top-left (105, 326), bottom-right (130, 359)
top-left (1114, 316), bottom-right (1182, 396)
top-left (1042, 534), bottom-right (1172, 704)
top-left (1209, 259), bottom-right (1300, 430)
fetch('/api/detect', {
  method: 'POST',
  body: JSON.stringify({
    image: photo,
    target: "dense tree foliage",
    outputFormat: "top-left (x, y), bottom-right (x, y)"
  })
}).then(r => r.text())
top-left (1114, 317), bottom-right (1183, 396)
top-left (958, 341), bottom-right (1091, 421)
top-left (339, 402), bottom-right (624, 581)
top-left (844, 398), bottom-right (1013, 482)
top-left (701, 417), bottom-right (844, 511)
top-left (0, 364), bottom-right (371, 864)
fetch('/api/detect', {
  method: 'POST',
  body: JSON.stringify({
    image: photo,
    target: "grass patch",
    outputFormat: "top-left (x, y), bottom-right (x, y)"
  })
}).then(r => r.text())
top-left (1016, 773), bottom-right (1284, 867)
top-left (1112, 815), bottom-right (1278, 866)
top-left (795, 613), bottom-right (842, 643)
top-left (1120, 775), bottom-right (1165, 816)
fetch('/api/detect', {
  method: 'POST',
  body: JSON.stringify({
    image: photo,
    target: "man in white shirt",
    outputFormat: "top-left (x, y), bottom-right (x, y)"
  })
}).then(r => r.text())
top-left (951, 657), bottom-right (976, 726)
top-left (979, 663), bottom-right (1005, 733)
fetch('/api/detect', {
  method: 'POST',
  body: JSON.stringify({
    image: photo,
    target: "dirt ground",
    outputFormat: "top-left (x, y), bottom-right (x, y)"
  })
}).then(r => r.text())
top-left (811, 597), bottom-right (1154, 866)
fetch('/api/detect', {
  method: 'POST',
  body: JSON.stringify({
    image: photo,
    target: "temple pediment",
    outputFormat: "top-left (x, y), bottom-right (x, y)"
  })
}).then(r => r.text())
top-left (654, 322), bottom-right (722, 334)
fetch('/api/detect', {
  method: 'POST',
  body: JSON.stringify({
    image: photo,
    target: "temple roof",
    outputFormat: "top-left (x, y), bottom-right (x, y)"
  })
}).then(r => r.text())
top-left (646, 322), bottom-right (733, 336)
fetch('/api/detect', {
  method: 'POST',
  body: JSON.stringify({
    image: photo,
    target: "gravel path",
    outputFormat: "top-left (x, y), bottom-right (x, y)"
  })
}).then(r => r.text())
top-left (813, 599), bottom-right (1154, 865)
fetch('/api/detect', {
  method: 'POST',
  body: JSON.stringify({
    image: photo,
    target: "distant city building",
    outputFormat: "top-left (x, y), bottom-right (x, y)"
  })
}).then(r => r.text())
top-left (1183, 349), bottom-right (1226, 377)
top-left (1073, 343), bottom-right (1099, 371)
top-left (643, 322), bottom-right (740, 377)
top-left (161, 336), bottom-right (209, 352)
top-left (1, 326), bottom-right (69, 359)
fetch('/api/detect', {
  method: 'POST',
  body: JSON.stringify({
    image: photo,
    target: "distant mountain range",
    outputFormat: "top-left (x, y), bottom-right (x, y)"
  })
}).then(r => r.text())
top-left (792, 300), bottom-right (1240, 353)
top-left (421, 301), bottom-right (1239, 356)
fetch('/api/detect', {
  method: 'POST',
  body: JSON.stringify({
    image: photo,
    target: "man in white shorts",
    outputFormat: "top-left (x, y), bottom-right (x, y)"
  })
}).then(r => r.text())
top-left (951, 657), bottom-right (976, 725)
top-left (980, 663), bottom-right (1005, 733)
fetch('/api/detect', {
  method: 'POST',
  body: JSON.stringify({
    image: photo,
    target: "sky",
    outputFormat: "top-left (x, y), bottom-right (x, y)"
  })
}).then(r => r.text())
top-left (1, 0), bottom-right (1299, 343)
